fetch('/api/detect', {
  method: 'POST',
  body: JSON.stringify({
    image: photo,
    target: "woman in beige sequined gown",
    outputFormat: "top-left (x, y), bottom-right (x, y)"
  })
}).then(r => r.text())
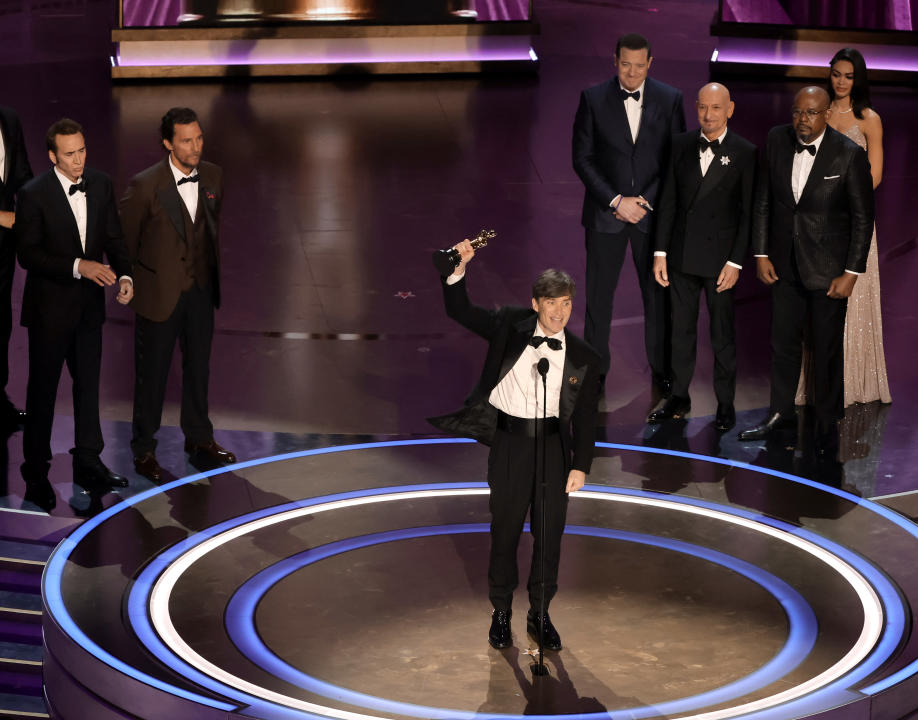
top-left (796, 47), bottom-right (891, 408)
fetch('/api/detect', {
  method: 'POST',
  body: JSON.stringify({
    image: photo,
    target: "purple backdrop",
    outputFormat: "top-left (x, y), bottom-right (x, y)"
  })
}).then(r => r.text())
top-left (722, 0), bottom-right (915, 29)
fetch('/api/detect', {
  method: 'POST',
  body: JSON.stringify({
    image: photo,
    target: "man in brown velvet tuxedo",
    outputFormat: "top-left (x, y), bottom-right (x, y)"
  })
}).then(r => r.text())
top-left (120, 107), bottom-right (235, 481)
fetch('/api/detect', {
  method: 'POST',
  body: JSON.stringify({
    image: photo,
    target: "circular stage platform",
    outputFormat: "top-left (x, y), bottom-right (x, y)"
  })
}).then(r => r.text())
top-left (41, 439), bottom-right (918, 720)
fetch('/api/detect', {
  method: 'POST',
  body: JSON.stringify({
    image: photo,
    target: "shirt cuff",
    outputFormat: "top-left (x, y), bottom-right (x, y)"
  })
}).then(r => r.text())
top-left (653, 251), bottom-right (666, 257)
top-left (753, 254), bottom-right (768, 258)
top-left (726, 261), bottom-right (742, 270)
top-left (119, 275), bottom-right (133, 285)
top-left (446, 271), bottom-right (464, 285)
top-left (609, 194), bottom-right (622, 209)
top-left (73, 258), bottom-right (81, 279)
top-left (844, 269), bottom-right (860, 275)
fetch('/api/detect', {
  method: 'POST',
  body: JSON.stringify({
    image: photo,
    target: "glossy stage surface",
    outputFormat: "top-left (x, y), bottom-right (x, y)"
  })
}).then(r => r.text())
top-left (40, 440), bottom-right (918, 719)
top-left (2, 0), bottom-right (918, 717)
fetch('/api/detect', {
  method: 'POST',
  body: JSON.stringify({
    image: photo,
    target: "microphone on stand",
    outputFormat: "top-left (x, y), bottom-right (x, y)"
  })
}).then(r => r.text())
top-left (532, 355), bottom-right (550, 678)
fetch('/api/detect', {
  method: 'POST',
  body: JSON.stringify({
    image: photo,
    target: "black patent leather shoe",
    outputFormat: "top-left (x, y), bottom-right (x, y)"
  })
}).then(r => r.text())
top-left (647, 395), bottom-right (690, 424)
top-left (527, 610), bottom-right (562, 651)
top-left (73, 459), bottom-right (129, 489)
top-left (23, 477), bottom-right (56, 512)
top-left (134, 452), bottom-right (164, 482)
top-left (737, 411), bottom-right (795, 441)
top-left (714, 403), bottom-right (736, 432)
top-left (185, 439), bottom-right (237, 465)
top-left (488, 610), bottom-right (512, 649)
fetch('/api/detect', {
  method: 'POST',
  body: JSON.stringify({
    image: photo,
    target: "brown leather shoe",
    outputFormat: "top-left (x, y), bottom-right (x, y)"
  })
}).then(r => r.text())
top-left (134, 452), bottom-right (163, 482)
top-left (184, 439), bottom-right (236, 464)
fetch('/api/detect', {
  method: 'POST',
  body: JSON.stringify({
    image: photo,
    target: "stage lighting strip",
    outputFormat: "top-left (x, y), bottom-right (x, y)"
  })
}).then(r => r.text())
top-left (133, 484), bottom-right (896, 720)
top-left (40, 439), bottom-right (918, 717)
top-left (219, 522), bottom-right (819, 719)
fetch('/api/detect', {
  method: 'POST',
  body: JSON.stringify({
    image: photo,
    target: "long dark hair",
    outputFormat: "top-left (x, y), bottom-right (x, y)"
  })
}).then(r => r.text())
top-left (828, 47), bottom-right (872, 119)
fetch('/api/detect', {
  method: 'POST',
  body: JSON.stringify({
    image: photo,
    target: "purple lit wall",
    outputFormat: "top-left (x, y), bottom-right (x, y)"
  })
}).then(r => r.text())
top-left (721, 0), bottom-right (915, 30)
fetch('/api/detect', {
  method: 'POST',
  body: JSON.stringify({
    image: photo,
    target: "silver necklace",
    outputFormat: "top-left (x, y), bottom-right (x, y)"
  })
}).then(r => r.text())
top-left (832, 103), bottom-right (853, 114)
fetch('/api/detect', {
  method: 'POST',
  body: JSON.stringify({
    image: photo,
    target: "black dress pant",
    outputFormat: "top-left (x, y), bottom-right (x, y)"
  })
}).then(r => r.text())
top-left (584, 226), bottom-right (670, 379)
top-left (769, 278), bottom-right (847, 427)
top-left (669, 269), bottom-right (736, 404)
top-left (132, 284), bottom-right (214, 455)
top-left (23, 313), bottom-right (104, 476)
top-left (487, 426), bottom-right (568, 613)
top-left (0, 230), bottom-right (15, 409)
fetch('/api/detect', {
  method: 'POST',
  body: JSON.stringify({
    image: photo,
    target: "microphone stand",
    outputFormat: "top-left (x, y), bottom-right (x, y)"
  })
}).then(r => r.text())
top-left (532, 359), bottom-right (550, 678)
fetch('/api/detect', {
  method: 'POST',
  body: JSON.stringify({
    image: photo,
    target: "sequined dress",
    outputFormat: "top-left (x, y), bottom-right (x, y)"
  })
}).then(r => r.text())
top-left (795, 123), bottom-right (891, 407)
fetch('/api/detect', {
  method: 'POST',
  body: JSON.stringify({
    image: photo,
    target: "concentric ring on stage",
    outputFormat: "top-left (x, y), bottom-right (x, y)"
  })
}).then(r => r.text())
top-left (42, 440), bottom-right (918, 720)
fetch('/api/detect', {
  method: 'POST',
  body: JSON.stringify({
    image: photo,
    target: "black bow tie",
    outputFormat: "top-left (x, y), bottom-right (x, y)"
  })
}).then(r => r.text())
top-left (795, 142), bottom-right (816, 156)
top-left (530, 336), bottom-right (562, 351)
top-left (619, 88), bottom-right (640, 102)
top-left (177, 175), bottom-right (200, 186)
top-left (697, 137), bottom-right (720, 153)
top-left (69, 180), bottom-right (85, 196)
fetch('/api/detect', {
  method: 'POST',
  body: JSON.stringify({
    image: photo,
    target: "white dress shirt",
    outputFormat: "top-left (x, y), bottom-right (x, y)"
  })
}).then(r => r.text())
top-left (169, 156), bottom-right (199, 219)
top-left (0, 128), bottom-right (6, 183)
top-left (489, 322), bottom-right (564, 419)
top-left (54, 168), bottom-right (88, 279)
top-left (621, 80), bottom-right (645, 144)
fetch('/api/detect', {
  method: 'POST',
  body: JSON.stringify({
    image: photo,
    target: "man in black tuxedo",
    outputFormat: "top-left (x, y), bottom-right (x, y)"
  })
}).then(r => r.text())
top-left (0, 105), bottom-right (33, 432)
top-left (15, 118), bottom-right (133, 492)
top-left (430, 243), bottom-right (600, 651)
top-left (572, 32), bottom-right (686, 395)
top-left (650, 83), bottom-right (756, 432)
top-left (121, 107), bottom-right (235, 481)
top-left (738, 87), bottom-right (874, 455)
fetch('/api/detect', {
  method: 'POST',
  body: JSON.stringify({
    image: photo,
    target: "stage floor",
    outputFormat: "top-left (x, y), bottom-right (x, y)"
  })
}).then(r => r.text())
top-left (40, 439), bottom-right (918, 719)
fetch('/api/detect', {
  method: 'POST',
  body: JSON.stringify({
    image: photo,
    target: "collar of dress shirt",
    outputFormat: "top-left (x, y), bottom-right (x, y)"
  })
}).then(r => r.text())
top-left (618, 80), bottom-right (646, 100)
top-left (798, 128), bottom-right (826, 154)
top-left (54, 166), bottom-right (83, 193)
top-left (534, 322), bottom-right (565, 344)
top-left (699, 127), bottom-right (729, 146)
top-left (169, 155), bottom-right (199, 185)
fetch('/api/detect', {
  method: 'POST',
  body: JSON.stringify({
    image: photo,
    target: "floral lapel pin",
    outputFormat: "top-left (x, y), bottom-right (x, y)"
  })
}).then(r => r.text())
top-left (569, 376), bottom-right (579, 385)
top-left (720, 155), bottom-right (731, 166)
top-left (205, 190), bottom-right (216, 200)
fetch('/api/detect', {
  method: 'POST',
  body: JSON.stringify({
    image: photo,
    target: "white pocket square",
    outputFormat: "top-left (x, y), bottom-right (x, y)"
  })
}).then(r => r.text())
top-left (823, 175), bottom-right (841, 180)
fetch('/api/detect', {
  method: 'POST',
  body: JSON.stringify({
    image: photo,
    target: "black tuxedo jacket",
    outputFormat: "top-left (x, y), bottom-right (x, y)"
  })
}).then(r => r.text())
top-left (15, 168), bottom-right (130, 329)
top-left (573, 76), bottom-right (685, 235)
top-left (752, 124), bottom-right (874, 290)
top-left (654, 129), bottom-right (757, 277)
top-left (0, 106), bottom-right (32, 216)
top-left (429, 277), bottom-right (601, 474)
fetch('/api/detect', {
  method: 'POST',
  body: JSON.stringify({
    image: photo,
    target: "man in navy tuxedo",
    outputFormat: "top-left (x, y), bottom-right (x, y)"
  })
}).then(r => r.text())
top-left (738, 87), bottom-right (874, 457)
top-left (0, 105), bottom-right (32, 433)
top-left (573, 32), bottom-right (686, 396)
top-left (16, 118), bottom-right (133, 495)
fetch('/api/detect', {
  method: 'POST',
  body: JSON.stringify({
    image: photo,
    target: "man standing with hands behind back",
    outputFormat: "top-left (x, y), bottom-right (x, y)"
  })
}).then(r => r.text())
top-left (651, 83), bottom-right (756, 432)
top-left (0, 105), bottom-right (33, 432)
top-left (16, 118), bottom-right (133, 496)
top-left (121, 108), bottom-right (235, 482)
top-left (738, 87), bottom-right (874, 457)
top-left (573, 32), bottom-right (685, 397)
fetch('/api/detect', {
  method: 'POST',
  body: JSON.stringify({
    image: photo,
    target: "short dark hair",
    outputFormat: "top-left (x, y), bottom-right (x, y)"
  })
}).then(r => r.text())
top-left (532, 269), bottom-right (576, 301)
top-left (615, 33), bottom-right (651, 59)
top-left (828, 47), bottom-right (872, 120)
top-left (160, 107), bottom-right (200, 144)
top-left (46, 118), bottom-right (83, 153)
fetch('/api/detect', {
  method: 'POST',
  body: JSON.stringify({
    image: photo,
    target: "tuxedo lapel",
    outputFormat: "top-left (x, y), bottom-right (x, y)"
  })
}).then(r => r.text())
top-left (84, 174), bottom-right (100, 255)
top-left (45, 172), bottom-right (83, 256)
top-left (798, 130), bottom-right (835, 206)
top-left (498, 314), bottom-right (538, 384)
top-left (605, 80), bottom-right (634, 148)
top-left (677, 137), bottom-right (704, 207)
top-left (0, 113), bottom-right (9, 187)
top-left (559, 331), bottom-right (588, 423)
top-left (693, 135), bottom-right (733, 205)
top-left (156, 161), bottom-right (187, 241)
top-left (774, 128), bottom-right (796, 206)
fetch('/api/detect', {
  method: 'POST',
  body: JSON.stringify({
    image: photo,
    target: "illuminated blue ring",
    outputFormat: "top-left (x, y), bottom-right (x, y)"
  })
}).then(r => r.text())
top-left (41, 438), bottom-right (918, 717)
top-left (222, 522), bottom-right (818, 719)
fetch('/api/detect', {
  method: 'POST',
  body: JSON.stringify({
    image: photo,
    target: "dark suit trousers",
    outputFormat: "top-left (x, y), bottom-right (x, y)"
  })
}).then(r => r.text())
top-left (584, 226), bottom-right (670, 378)
top-left (770, 279), bottom-right (846, 426)
top-left (487, 427), bottom-right (568, 613)
top-left (23, 314), bottom-right (104, 474)
top-left (669, 269), bottom-right (736, 404)
top-left (132, 284), bottom-right (214, 455)
top-left (0, 229), bottom-right (15, 407)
